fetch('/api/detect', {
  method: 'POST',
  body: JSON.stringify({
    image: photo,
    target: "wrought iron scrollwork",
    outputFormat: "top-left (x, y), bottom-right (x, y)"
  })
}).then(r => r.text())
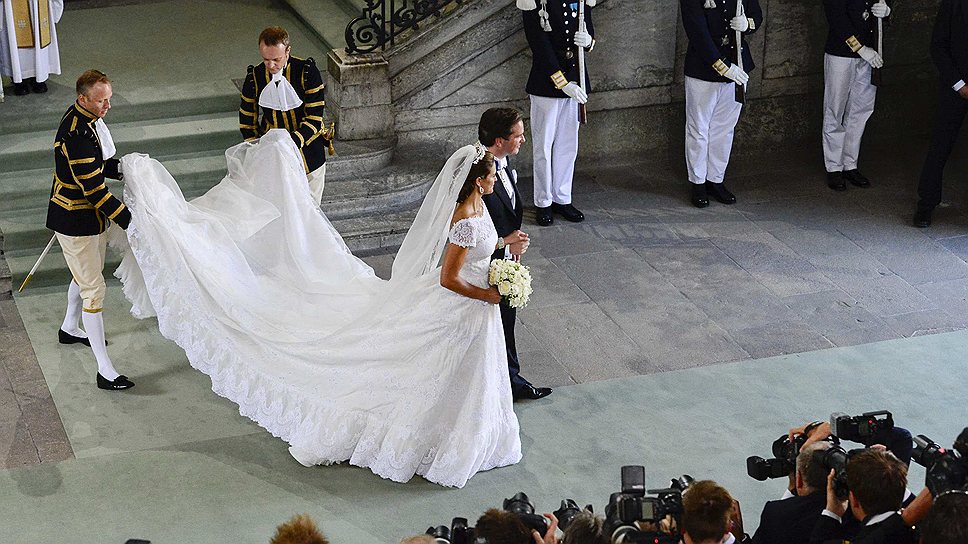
top-left (345, 0), bottom-right (463, 54)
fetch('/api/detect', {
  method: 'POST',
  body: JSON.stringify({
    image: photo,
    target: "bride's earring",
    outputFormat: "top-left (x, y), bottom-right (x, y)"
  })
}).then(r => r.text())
top-left (478, 185), bottom-right (484, 194)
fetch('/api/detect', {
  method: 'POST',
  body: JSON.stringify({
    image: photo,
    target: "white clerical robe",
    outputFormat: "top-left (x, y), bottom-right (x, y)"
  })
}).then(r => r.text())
top-left (0, 0), bottom-right (63, 83)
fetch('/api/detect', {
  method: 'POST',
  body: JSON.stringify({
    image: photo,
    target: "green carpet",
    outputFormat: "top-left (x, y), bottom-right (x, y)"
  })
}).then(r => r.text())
top-left (3, 282), bottom-right (965, 543)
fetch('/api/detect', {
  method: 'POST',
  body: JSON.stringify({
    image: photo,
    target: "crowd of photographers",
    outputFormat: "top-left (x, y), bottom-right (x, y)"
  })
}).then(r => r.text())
top-left (407, 413), bottom-right (968, 544)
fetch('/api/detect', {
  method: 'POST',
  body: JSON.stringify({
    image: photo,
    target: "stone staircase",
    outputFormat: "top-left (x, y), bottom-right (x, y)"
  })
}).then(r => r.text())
top-left (0, 76), bottom-right (435, 294)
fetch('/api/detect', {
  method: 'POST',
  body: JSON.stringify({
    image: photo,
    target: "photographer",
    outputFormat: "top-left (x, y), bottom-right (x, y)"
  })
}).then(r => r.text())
top-left (810, 449), bottom-right (915, 544)
top-left (682, 480), bottom-right (746, 544)
top-left (751, 441), bottom-right (831, 544)
top-left (560, 511), bottom-right (608, 544)
top-left (475, 509), bottom-right (559, 544)
top-left (919, 492), bottom-right (968, 544)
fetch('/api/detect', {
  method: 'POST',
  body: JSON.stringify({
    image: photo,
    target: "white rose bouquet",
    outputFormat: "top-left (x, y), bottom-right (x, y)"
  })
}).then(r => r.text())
top-left (488, 259), bottom-right (533, 309)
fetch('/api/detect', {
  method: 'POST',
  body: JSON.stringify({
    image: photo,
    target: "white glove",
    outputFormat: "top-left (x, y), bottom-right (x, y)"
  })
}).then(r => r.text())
top-left (573, 29), bottom-right (592, 48)
top-left (723, 64), bottom-right (750, 85)
top-left (857, 46), bottom-right (884, 68)
top-left (729, 16), bottom-right (750, 32)
top-left (561, 82), bottom-right (588, 104)
top-left (870, 1), bottom-right (890, 18)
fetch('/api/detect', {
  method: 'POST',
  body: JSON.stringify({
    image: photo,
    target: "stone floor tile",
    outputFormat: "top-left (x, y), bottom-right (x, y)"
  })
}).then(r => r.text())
top-left (19, 396), bottom-right (69, 447)
top-left (0, 383), bottom-right (22, 424)
top-left (524, 224), bottom-right (618, 259)
top-left (513, 350), bottom-right (577, 389)
top-left (675, 282), bottom-right (802, 330)
top-left (35, 439), bottom-right (73, 464)
top-left (781, 289), bottom-right (897, 346)
top-left (576, 220), bottom-right (681, 248)
top-left (838, 273), bottom-right (937, 317)
top-left (711, 233), bottom-right (836, 297)
top-left (635, 244), bottom-right (753, 290)
top-left (0, 420), bottom-right (39, 469)
top-left (519, 257), bottom-right (590, 310)
top-left (880, 309), bottom-right (968, 338)
top-left (836, 220), bottom-right (968, 285)
top-left (360, 252), bottom-right (394, 280)
top-left (730, 320), bottom-right (835, 358)
top-left (518, 302), bottom-right (646, 383)
top-left (916, 277), bottom-right (968, 317)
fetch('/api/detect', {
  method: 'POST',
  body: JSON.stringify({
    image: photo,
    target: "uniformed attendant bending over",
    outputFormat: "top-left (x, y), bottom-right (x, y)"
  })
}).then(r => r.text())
top-left (47, 70), bottom-right (134, 391)
top-left (239, 26), bottom-right (332, 206)
top-left (680, 0), bottom-right (763, 208)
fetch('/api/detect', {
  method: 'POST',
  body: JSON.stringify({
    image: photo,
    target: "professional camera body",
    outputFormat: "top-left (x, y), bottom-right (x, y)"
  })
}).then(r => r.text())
top-left (747, 433), bottom-right (810, 481)
top-left (604, 466), bottom-right (690, 544)
top-left (830, 411), bottom-right (894, 446)
top-left (503, 492), bottom-right (550, 534)
top-left (426, 517), bottom-right (475, 544)
top-left (913, 427), bottom-right (968, 497)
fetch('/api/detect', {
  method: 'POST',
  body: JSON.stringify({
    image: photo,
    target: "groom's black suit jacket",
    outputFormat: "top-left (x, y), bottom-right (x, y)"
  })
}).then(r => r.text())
top-left (483, 158), bottom-right (527, 388)
top-left (484, 160), bottom-right (524, 262)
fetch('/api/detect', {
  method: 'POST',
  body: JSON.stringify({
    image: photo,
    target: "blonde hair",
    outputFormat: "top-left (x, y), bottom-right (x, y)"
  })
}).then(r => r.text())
top-left (269, 514), bottom-right (329, 544)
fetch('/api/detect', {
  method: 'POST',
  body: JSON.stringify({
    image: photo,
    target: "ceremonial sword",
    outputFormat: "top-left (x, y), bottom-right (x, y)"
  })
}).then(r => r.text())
top-left (18, 235), bottom-right (57, 292)
top-left (735, 0), bottom-right (747, 104)
top-left (872, 11), bottom-right (884, 86)
top-left (577, 0), bottom-right (588, 124)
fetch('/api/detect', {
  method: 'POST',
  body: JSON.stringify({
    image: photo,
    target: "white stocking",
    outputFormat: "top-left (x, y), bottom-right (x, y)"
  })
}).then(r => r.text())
top-left (81, 311), bottom-right (120, 380)
top-left (60, 281), bottom-right (87, 337)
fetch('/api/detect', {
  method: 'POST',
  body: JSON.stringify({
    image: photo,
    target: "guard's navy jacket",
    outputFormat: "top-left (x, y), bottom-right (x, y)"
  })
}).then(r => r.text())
top-left (824, 0), bottom-right (890, 58)
top-left (931, 0), bottom-right (968, 88)
top-left (681, 0), bottom-right (763, 83)
top-left (46, 102), bottom-right (130, 236)
top-left (523, 1), bottom-right (595, 98)
top-left (239, 56), bottom-right (331, 173)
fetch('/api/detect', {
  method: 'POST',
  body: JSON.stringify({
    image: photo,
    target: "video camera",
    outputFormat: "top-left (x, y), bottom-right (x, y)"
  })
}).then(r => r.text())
top-left (913, 427), bottom-right (968, 498)
top-left (604, 465), bottom-right (691, 544)
top-left (830, 411), bottom-right (894, 446)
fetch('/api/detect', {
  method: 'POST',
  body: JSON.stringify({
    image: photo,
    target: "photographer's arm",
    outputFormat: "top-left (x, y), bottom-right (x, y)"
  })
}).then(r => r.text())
top-left (901, 487), bottom-right (933, 526)
top-left (531, 513), bottom-right (559, 544)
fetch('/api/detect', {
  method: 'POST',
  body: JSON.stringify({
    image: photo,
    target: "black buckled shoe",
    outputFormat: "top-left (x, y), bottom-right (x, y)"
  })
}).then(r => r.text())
top-left (843, 169), bottom-right (871, 188)
top-left (691, 184), bottom-right (709, 208)
top-left (97, 373), bottom-right (135, 391)
top-left (12, 81), bottom-right (29, 95)
top-left (512, 384), bottom-right (552, 401)
top-left (551, 202), bottom-right (585, 223)
top-left (827, 171), bottom-right (847, 191)
top-left (706, 181), bottom-right (736, 204)
top-left (913, 208), bottom-right (933, 228)
top-left (535, 206), bottom-right (554, 226)
top-left (59, 329), bottom-right (91, 347)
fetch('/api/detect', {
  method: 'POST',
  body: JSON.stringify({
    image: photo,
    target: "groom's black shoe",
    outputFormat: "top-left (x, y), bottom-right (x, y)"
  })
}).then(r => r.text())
top-left (97, 373), bottom-right (135, 391)
top-left (513, 383), bottom-right (552, 401)
top-left (59, 329), bottom-right (91, 347)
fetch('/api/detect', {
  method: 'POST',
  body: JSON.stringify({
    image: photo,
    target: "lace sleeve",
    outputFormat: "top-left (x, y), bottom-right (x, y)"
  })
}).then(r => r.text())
top-left (448, 218), bottom-right (478, 248)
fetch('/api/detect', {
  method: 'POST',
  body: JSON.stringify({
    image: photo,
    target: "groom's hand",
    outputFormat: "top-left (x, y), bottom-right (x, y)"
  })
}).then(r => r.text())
top-left (505, 230), bottom-right (530, 257)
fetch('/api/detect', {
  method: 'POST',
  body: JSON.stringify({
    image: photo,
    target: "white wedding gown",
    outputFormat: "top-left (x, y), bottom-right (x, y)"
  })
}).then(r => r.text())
top-left (112, 131), bottom-right (522, 488)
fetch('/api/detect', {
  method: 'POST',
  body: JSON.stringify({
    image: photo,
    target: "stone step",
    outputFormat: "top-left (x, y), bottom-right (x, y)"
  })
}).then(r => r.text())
top-left (0, 80), bottom-right (241, 138)
top-left (0, 112), bottom-right (242, 174)
top-left (0, 138), bottom-right (396, 214)
top-left (5, 207), bottom-right (418, 292)
top-left (283, 0), bottom-right (360, 52)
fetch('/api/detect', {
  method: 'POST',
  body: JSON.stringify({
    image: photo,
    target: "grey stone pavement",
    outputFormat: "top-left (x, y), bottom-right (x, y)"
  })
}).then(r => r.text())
top-left (4, 137), bottom-right (968, 469)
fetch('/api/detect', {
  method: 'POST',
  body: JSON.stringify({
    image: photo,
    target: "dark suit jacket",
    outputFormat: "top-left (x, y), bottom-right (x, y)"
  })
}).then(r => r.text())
top-left (483, 160), bottom-right (523, 262)
top-left (751, 492), bottom-right (826, 544)
top-left (681, 0), bottom-right (763, 82)
top-left (931, 0), bottom-right (968, 88)
top-left (809, 512), bottom-right (915, 544)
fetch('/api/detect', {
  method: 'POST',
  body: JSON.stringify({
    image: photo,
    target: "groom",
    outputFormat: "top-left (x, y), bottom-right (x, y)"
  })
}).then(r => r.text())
top-left (479, 108), bottom-right (552, 401)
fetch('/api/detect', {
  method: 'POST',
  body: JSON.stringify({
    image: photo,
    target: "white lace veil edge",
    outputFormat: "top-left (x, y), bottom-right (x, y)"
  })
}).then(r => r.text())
top-left (391, 144), bottom-right (479, 280)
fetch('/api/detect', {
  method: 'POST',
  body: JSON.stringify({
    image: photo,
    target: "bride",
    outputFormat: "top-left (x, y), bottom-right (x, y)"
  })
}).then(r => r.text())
top-left (113, 130), bottom-right (523, 488)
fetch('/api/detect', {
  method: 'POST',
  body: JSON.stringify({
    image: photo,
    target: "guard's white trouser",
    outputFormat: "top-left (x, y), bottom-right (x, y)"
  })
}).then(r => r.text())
top-left (684, 76), bottom-right (743, 184)
top-left (530, 94), bottom-right (579, 208)
top-left (822, 53), bottom-right (877, 172)
top-left (308, 163), bottom-right (326, 206)
top-left (56, 231), bottom-right (107, 312)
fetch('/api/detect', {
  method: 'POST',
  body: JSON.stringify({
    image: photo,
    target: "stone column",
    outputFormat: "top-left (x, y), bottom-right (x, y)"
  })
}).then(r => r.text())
top-left (326, 49), bottom-right (393, 141)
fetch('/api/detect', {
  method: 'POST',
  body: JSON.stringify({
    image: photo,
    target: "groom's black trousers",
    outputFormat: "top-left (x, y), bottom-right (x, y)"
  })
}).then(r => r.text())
top-left (918, 83), bottom-right (968, 210)
top-left (500, 301), bottom-right (528, 388)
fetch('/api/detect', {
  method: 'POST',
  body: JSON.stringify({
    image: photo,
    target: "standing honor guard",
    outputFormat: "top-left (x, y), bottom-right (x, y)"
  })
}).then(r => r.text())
top-left (821, 0), bottom-right (891, 191)
top-left (46, 70), bottom-right (134, 391)
top-left (913, 0), bottom-right (968, 228)
top-left (680, 0), bottom-right (763, 208)
top-left (0, 0), bottom-right (62, 95)
top-left (239, 26), bottom-right (333, 206)
top-left (520, 0), bottom-right (595, 226)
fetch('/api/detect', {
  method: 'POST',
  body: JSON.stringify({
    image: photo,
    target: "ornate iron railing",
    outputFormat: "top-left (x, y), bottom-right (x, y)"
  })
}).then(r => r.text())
top-left (345, 0), bottom-right (463, 54)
